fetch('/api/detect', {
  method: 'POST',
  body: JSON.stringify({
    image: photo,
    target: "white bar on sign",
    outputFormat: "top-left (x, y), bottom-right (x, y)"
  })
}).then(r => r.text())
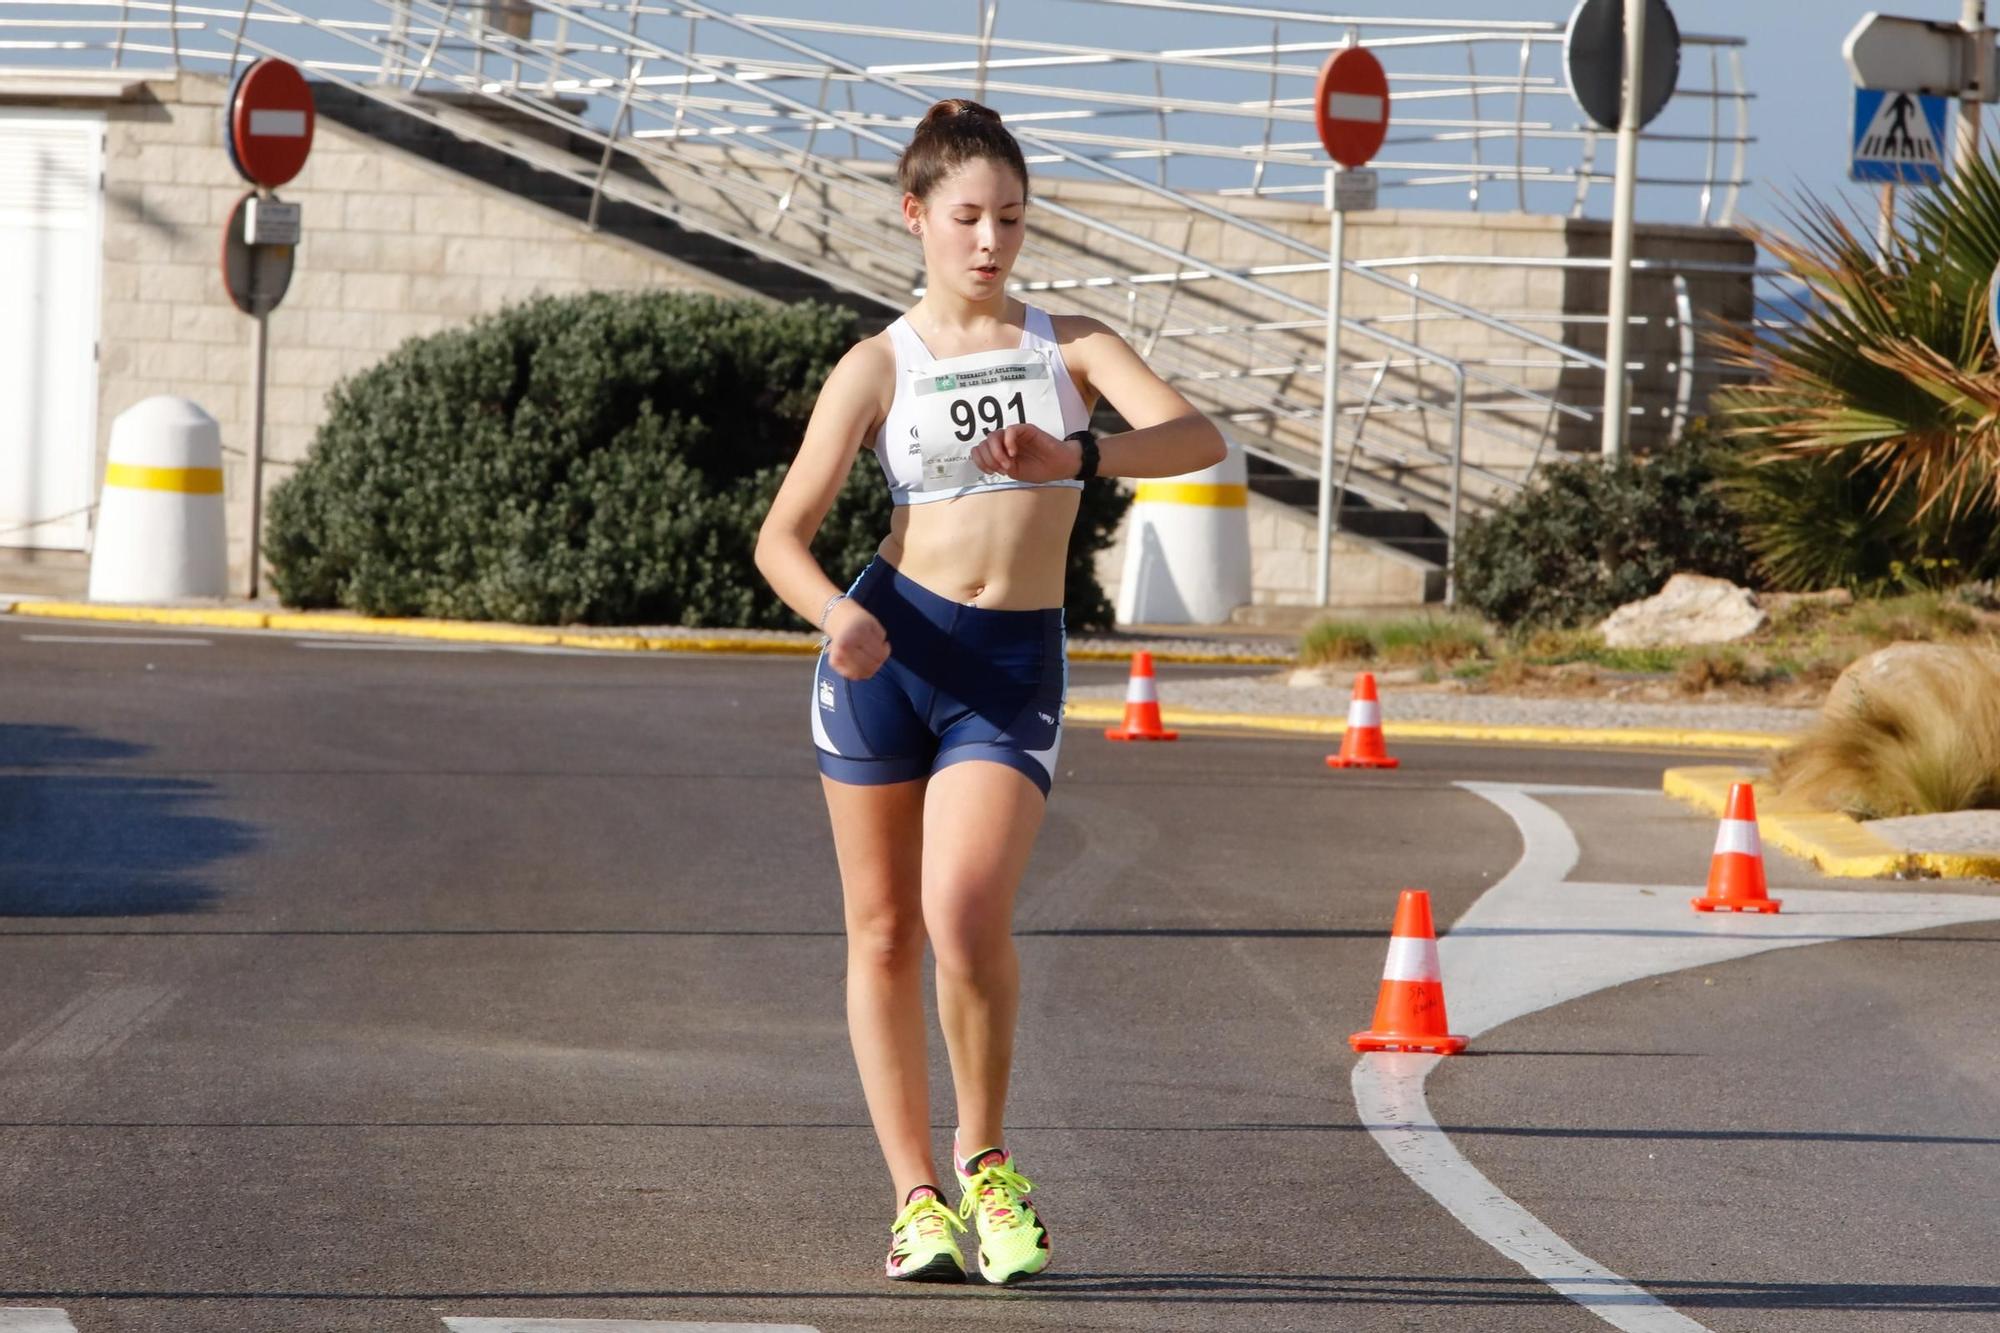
top-left (248, 108), bottom-right (307, 137)
top-left (1324, 92), bottom-right (1385, 123)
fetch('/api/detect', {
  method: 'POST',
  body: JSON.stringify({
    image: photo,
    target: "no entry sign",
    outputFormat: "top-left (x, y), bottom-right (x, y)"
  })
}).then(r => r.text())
top-left (1314, 47), bottom-right (1390, 170)
top-left (226, 57), bottom-right (316, 188)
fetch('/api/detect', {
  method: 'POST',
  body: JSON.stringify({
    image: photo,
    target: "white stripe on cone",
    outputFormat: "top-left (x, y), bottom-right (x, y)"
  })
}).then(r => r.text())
top-left (1712, 819), bottom-right (1761, 858)
top-left (1126, 675), bottom-right (1159, 704)
top-left (1380, 935), bottom-right (1441, 983)
top-left (1347, 699), bottom-right (1382, 728)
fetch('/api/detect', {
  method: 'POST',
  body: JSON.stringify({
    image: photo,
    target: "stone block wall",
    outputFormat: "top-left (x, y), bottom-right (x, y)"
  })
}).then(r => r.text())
top-left (19, 73), bottom-right (748, 593)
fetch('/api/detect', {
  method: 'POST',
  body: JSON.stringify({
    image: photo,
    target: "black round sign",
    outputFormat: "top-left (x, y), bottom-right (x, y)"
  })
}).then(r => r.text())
top-left (220, 190), bottom-right (295, 317)
top-left (1564, 0), bottom-right (1681, 132)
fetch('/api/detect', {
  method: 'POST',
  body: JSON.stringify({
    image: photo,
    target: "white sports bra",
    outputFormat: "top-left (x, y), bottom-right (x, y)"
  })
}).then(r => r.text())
top-left (873, 305), bottom-right (1091, 506)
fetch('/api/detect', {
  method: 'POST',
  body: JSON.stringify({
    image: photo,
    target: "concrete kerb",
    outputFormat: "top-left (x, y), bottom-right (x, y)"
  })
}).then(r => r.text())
top-left (1662, 765), bottom-right (2000, 881)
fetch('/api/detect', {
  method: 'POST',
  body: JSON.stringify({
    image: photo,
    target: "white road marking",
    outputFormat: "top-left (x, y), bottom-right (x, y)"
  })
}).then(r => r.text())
top-left (2, 982), bottom-right (181, 1066)
top-left (21, 634), bottom-right (211, 647)
top-left (1490, 783), bottom-right (1653, 797)
top-left (295, 640), bottom-right (493, 653)
top-left (443, 1322), bottom-right (820, 1332)
top-left (1352, 780), bottom-right (2000, 1332)
top-left (444, 1312), bottom-right (820, 1320)
top-left (0, 1309), bottom-right (81, 1332)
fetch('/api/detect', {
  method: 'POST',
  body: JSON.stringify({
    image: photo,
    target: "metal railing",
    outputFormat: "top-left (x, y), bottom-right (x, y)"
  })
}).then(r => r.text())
top-left (0, 0), bottom-right (1760, 585)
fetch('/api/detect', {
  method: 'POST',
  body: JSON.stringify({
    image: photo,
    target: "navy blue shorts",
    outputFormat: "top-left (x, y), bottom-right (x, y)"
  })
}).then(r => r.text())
top-left (812, 558), bottom-right (1067, 797)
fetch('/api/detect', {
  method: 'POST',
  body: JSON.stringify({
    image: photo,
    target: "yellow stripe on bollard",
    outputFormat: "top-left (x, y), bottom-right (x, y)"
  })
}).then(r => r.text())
top-left (1133, 482), bottom-right (1248, 507)
top-left (104, 463), bottom-right (225, 495)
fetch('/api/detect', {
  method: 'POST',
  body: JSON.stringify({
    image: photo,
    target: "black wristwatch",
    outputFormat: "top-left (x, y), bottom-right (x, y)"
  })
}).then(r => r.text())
top-left (1066, 429), bottom-right (1099, 482)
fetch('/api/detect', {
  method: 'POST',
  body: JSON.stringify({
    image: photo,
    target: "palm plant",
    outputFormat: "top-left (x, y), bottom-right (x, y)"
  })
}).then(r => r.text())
top-left (1713, 149), bottom-right (2000, 588)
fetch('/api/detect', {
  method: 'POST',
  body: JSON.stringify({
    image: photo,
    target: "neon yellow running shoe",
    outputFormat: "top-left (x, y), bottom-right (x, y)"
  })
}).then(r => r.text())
top-left (886, 1185), bottom-right (966, 1283)
top-left (955, 1147), bottom-right (1051, 1284)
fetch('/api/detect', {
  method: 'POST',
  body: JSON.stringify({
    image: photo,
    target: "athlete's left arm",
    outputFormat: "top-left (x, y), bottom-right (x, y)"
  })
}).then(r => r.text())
top-left (969, 316), bottom-right (1225, 482)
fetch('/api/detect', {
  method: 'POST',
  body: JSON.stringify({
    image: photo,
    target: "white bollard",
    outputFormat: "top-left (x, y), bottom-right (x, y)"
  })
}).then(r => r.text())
top-left (1114, 437), bottom-right (1253, 625)
top-left (87, 396), bottom-right (228, 602)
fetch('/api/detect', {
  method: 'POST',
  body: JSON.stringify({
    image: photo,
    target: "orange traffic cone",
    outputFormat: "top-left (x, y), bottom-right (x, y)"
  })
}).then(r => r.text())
top-left (1350, 889), bottom-right (1467, 1054)
top-left (1104, 651), bottom-right (1178, 741)
top-left (1326, 671), bottom-right (1399, 769)
top-left (1692, 782), bottom-right (1781, 913)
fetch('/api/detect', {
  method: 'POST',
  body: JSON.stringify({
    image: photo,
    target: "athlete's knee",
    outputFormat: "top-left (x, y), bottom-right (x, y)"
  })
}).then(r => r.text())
top-left (847, 902), bottom-right (927, 974)
top-left (929, 919), bottom-right (1017, 987)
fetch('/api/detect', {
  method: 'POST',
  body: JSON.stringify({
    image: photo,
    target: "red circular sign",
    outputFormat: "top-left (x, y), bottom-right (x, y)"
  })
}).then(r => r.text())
top-left (228, 58), bottom-right (316, 188)
top-left (1314, 47), bottom-right (1390, 169)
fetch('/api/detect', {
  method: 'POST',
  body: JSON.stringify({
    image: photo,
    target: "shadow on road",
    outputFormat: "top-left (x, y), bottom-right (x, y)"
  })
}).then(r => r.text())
top-left (0, 1276), bottom-right (1992, 1312)
top-left (0, 724), bottom-right (256, 917)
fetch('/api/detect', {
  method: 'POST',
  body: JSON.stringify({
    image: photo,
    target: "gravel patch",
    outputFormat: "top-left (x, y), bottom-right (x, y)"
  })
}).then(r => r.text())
top-left (1070, 673), bottom-right (1819, 735)
top-left (1866, 811), bottom-right (2000, 855)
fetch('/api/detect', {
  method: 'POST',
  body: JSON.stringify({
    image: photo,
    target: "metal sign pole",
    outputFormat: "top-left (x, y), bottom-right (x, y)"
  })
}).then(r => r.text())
top-left (248, 305), bottom-right (268, 601)
top-left (1963, 0), bottom-right (1989, 172)
top-left (1600, 0), bottom-right (1647, 460)
top-left (1316, 165), bottom-right (1346, 607)
top-left (1879, 182), bottom-right (1897, 250)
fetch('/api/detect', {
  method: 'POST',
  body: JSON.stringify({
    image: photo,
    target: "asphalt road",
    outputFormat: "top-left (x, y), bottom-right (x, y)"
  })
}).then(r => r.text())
top-left (1, 618), bottom-right (1994, 1332)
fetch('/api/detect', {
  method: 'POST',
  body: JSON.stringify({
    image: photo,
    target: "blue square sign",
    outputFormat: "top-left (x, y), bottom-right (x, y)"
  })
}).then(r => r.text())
top-left (1852, 88), bottom-right (1949, 186)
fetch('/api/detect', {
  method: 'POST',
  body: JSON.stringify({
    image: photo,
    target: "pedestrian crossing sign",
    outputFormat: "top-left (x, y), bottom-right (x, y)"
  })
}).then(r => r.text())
top-left (1851, 87), bottom-right (1949, 186)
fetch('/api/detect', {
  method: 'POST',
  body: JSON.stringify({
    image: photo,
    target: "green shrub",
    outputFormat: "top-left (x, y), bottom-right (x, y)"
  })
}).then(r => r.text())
top-left (1712, 449), bottom-right (2000, 594)
top-left (265, 291), bottom-right (1127, 628)
top-left (1452, 425), bottom-right (1754, 631)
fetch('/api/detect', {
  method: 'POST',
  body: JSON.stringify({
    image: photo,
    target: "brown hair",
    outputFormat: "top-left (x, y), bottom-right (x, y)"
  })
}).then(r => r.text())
top-left (896, 98), bottom-right (1029, 202)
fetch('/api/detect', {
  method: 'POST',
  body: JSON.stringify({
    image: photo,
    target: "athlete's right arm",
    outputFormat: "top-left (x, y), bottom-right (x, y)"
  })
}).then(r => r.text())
top-left (754, 337), bottom-right (893, 681)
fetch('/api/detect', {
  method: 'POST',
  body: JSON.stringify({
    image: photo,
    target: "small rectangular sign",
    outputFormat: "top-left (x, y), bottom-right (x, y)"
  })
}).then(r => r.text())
top-left (248, 108), bottom-right (308, 138)
top-left (1851, 87), bottom-right (1949, 185)
top-left (1333, 167), bottom-right (1379, 212)
top-left (245, 197), bottom-right (302, 246)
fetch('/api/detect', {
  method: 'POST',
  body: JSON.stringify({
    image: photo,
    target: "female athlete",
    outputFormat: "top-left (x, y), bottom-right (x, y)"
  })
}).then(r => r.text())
top-left (754, 98), bottom-right (1225, 1285)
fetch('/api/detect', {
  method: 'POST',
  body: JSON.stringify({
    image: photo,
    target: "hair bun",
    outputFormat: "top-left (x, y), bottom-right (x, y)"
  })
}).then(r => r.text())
top-left (897, 97), bottom-right (1027, 200)
top-left (921, 98), bottom-right (1002, 129)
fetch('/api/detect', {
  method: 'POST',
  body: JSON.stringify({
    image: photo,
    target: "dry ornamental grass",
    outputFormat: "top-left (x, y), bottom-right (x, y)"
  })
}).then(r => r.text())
top-left (1773, 646), bottom-right (2000, 818)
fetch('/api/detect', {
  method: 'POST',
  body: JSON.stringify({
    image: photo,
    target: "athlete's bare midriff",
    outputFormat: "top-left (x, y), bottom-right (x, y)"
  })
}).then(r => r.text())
top-left (878, 485), bottom-right (1082, 610)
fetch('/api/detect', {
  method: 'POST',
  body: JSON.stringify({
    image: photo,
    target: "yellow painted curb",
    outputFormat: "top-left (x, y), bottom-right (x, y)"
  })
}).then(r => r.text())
top-left (265, 612), bottom-right (567, 646)
top-left (8, 601), bottom-right (271, 630)
top-left (1661, 766), bottom-right (2000, 880)
top-left (1063, 699), bottom-right (1788, 752)
top-left (0, 600), bottom-right (1293, 665)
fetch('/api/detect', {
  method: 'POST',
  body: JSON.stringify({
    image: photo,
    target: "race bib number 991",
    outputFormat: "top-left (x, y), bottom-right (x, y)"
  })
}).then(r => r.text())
top-left (908, 349), bottom-right (1066, 491)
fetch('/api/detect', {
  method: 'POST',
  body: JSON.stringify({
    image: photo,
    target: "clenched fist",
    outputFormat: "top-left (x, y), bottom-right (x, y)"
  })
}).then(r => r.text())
top-left (825, 599), bottom-right (890, 680)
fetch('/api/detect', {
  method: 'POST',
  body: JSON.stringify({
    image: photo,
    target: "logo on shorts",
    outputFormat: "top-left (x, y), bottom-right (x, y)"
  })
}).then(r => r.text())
top-left (819, 679), bottom-right (836, 711)
top-left (1038, 711), bottom-right (1055, 725)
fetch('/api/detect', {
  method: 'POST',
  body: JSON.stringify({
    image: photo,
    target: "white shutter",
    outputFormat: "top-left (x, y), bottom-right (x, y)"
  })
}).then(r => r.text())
top-left (0, 111), bottom-right (103, 552)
